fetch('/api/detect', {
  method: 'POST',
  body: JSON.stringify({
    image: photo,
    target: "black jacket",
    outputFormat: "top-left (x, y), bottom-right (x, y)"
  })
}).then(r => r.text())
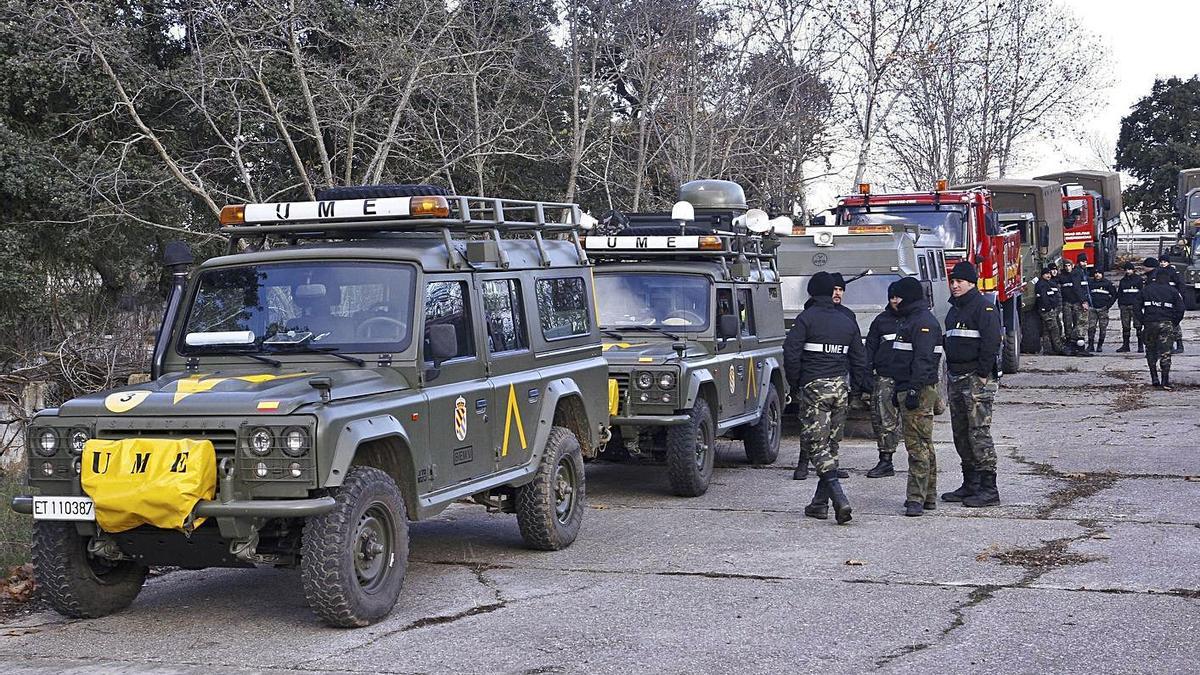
top-left (1060, 268), bottom-right (1089, 304)
top-left (864, 306), bottom-right (905, 380)
top-left (1157, 265), bottom-right (1182, 292)
top-left (891, 300), bottom-right (942, 391)
top-left (1034, 278), bottom-right (1061, 311)
top-left (1088, 277), bottom-right (1117, 311)
top-left (944, 287), bottom-right (1002, 377)
top-left (1135, 278), bottom-right (1184, 324)
top-left (784, 297), bottom-right (870, 392)
top-left (1117, 273), bottom-right (1144, 307)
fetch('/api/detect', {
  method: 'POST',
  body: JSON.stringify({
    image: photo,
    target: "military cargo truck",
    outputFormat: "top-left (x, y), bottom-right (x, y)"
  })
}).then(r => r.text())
top-left (1035, 170), bottom-right (1123, 271)
top-left (584, 180), bottom-right (787, 497)
top-left (1178, 168), bottom-right (1200, 236)
top-left (11, 185), bottom-right (610, 627)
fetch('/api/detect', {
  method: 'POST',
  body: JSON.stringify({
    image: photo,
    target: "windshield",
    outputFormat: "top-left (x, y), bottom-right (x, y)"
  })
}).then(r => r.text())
top-left (180, 262), bottom-right (417, 354)
top-left (594, 273), bottom-right (711, 331)
top-left (782, 274), bottom-right (904, 312)
top-left (841, 206), bottom-right (967, 249)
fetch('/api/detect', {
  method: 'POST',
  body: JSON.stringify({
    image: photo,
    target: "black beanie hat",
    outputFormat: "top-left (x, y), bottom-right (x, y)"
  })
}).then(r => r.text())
top-left (1143, 257), bottom-right (1158, 268)
top-left (808, 271), bottom-right (835, 297)
top-left (950, 261), bottom-right (978, 284)
top-left (1077, 252), bottom-right (1088, 265)
top-left (887, 281), bottom-right (900, 299)
top-left (894, 276), bottom-right (924, 303)
top-left (830, 272), bottom-right (846, 289)
top-left (1123, 261), bottom-right (1135, 271)
top-left (1042, 265), bottom-right (1055, 275)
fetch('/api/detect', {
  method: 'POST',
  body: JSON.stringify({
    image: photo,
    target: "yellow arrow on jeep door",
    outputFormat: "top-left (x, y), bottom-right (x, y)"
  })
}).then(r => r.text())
top-left (501, 383), bottom-right (528, 457)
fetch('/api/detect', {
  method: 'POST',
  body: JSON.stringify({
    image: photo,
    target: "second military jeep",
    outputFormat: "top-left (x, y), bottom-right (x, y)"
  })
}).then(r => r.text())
top-left (584, 180), bottom-right (788, 496)
top-left (11, 185), bottom-right (609, 627)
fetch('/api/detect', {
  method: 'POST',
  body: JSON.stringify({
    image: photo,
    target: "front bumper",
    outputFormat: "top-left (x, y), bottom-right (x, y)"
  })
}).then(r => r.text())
top-left (11, 494), bottom-right (336, 519)
top-left (612, 413), bottom-right (689, 427)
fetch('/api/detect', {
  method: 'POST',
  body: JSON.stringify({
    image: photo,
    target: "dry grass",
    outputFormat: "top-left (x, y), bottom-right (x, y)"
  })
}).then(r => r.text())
top-left (0, 468), bottom-right (31, 568)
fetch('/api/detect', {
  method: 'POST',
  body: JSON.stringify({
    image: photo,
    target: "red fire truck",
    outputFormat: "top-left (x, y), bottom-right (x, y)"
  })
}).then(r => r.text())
top-left (1035, 170), bottom-right (1122, 271)
top-left (832, 183), bottom-right (1024, 373)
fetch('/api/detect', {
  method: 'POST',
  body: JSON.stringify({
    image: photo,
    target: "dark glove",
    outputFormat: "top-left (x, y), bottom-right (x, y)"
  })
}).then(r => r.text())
top-left (904, 389), bottom-right (920, 411)
top-left (890, 390), bottom-right (900, 407)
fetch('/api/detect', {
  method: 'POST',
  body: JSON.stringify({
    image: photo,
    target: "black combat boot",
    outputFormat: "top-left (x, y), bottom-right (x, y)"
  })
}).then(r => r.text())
top-left (904, 500), bottom-right (924, 517)
top-left (923, 497), bottom-right (937, 510)
top-left (1087, 332), bottom-right (1095, 353)
top-left (1116, 336), bottom-right (1130, 352)
top-left (1173, 339), bottom-right (1184, 354)
top-left (1162, 364), bottom-right (1172, 391)
top-left (866, 452), bottom-right (895, 478)
top-left (836, 467), bottom-right (850, 478)
top-left (819, 471), bottom-right (853, 524)
top-left (941, 467), bottom-right (978, 502)
top-left (1137, 335), bottom-right (1144, 353)
top-left (1149, 362), bottom-right (1160, 387)
top-left (963, 471), bottom-right (1000, 507)
top-left (792, 452), bottom-right (809, 481)
top-left (1096, 336), bottom-right (1104, 353)
top-left (804, 481), bottom-right (829, 519)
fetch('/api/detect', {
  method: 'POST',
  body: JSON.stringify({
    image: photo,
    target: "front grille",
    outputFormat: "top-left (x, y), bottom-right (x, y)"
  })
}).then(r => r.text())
top-left (612, 372), bottom-right (630, 415)
top-left (95, 426), bottom-right (239, 456)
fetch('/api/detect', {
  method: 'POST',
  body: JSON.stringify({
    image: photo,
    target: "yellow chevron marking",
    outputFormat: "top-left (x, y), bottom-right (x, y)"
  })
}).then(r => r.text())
top-left (501, 383), bottom-right (528, 457)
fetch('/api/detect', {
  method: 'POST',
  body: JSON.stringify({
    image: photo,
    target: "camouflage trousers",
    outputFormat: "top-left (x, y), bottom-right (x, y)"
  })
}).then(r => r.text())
top-left (900, 384), bottom-right (939, 504)
top-left (1087, 308), bottom-right (1110, 343)
top-left (1039, 308), bottom-right (1064, 354)
top-left (797, 377), bottom-right (848, 476)
top-left (1119, 306), bottom-right (1142, 344)
top-left (870, 376), bottom-right (900, 454)
top-left (1062, 303), bottom-right (1087, 348)
top-left (1144, 321), bottom-right (1175, 370)
top-left (947, 373), bottom-right (998, 472)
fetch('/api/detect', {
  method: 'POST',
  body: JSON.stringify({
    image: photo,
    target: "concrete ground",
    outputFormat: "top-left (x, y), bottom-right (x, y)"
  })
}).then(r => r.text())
top-left (2, 319), bottom-right (1198, 674)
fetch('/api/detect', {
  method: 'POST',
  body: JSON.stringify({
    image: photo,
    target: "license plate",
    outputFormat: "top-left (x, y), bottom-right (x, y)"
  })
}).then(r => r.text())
top-left (32, 496), bottom-right (95, 521)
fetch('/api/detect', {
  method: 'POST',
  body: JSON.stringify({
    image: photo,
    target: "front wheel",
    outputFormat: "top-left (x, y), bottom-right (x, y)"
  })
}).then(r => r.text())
top-left (1002, 303), bottom-right (1021, 374)
top-left (301, 466), bottom-right (409, 628)
top-left (32, 521), bottom-right (148, 619)
top-left (666, 401), bottom-right (716, 496)
top-left (516, 426), bottom-right (585, 551)
top-left (742, 385), bottom-right (781, 465)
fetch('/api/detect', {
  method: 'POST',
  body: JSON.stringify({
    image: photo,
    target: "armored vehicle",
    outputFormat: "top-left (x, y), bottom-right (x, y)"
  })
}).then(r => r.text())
top-left (584, 180), bottom-right (787, 497)
top-left (12, 185), bottom-right (610, 627)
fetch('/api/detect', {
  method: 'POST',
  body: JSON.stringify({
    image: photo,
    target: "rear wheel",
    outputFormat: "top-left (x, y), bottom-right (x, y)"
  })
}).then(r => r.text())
top-left (1002, 301), bottom-right (1021, 374)
top-left (32, 521), bottom-right (148, 619)
top-left (516, 426), bottom-right (585, 551)
top-left (742, 385), bottom-right (781, 465)
top-left (666, 401), bottom-right (716, 496)
top-left (301, 466), bottom-right (409, 628)
top-left (1020, 309), bottom-right (1041, 354)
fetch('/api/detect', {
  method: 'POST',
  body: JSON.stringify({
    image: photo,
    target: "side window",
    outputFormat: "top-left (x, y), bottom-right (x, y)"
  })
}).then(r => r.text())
top-left (937, 250), bottom-right (946, 276)
top-left (927, 251), bottom-right (939, 279)
top-left (424, 280), bottom-right (474, 361)
top-left (716, 288), bottom-right (734, 317)
top-left (737, 288), bottom-right (756, 336)
top-left (536, 277), bottom-right (590, 339)
top-left (482, 279), bottom-right (528, 353)
top-left (918, 256), bottom-right (930, 281)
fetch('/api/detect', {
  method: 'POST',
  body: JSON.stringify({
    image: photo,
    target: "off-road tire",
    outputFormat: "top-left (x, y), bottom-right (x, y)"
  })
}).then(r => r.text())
top-left (1020, 309), bottom-right (1041, 354)
top-left (314, 183), bottom-right (448, 200)
top-left (516, 426), bottom-right (585, 551)
top-left (742, 385), bottom-right (781, 465)
top-left (31, 521), bottom-right (148, 619)
top-left (301, 466), bottom-right (409, 628)
top-left (1002, 306), bottom-right (1020, 374)
top-left (666, 401), bottom-right (716, 496)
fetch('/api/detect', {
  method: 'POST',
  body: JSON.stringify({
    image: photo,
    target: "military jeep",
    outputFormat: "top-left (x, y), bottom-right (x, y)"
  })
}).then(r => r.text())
top-left (11, 185), bottom-right (609, 627)
top-left (583, 180), bottom-right (788, 496)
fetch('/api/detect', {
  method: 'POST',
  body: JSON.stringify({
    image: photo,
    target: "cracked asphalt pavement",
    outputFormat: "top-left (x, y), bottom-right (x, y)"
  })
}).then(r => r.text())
top-left (3, 320), bottom-right (1200, 674)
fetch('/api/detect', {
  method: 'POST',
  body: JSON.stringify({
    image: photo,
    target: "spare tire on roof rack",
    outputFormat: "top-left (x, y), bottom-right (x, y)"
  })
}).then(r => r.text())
top-left (314, 184), bottom-right (449, 200)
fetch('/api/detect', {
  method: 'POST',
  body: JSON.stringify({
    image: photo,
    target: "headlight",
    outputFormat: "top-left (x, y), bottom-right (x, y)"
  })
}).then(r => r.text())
top-left (658, 372), bottom-right (676, 390)
top-left (282, 427), bottom-right (310, 457)
top-left (248, 427), bottom-right (273, 456)
top-left (636, 372), bottom-right (654, 389)
top-left (68, 428), bottom-right (89, 455)
top-left (35, 430), bottom-right (58, 457)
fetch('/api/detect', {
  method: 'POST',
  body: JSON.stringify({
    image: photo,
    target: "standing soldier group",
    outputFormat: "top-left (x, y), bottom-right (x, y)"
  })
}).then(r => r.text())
top-left (784, 262), bottom-right (1003, 522)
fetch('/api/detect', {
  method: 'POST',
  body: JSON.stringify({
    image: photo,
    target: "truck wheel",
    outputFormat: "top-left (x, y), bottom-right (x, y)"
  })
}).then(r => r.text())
top-left (742, 385), bottom-right (781, 465)
top-left (301, 466), bottom-right (409, 628)
top-left (314, 183), bottom-right (448, 200)
top-left (1002, 307), bottom-right (1021, 374)
top-left (1020, 309), bottom-right (1041, 354)
top-left (666, 401), bottom-right (716, 496)
top-left (32, 521), bottom-right (147, 619)
top-left (516, 426), bottom-right (585, 551)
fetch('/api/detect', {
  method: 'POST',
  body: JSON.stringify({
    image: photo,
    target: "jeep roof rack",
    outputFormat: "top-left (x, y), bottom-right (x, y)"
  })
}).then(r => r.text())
top-left (217, 193), bottom-right (591, 269)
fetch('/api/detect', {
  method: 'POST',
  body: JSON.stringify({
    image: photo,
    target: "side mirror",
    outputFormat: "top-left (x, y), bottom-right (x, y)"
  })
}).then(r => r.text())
top-left (717, 313), bottom-right (739, 340)
top-left (811, 214), bottom-right (827, 226)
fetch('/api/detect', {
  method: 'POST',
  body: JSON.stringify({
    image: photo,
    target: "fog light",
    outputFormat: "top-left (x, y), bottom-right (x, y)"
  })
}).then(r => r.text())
top-left (255, 462), bottom-right (269, 478)
top-left (662, 393), bottom-right (671, 403)
top-left (289, 462), bottom-right (303, 478)
top-left (639, 393), bottom-right (649, 402)
top-left (73, 458), bottom-right (82, 475)
top-left (41, 462), bottom-right (54, 476)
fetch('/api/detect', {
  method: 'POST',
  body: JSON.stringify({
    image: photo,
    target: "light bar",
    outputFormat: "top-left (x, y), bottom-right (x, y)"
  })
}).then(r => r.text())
top-left (847, 225), bottom-right (893, 234)
top-left (224, 195), bottom-right (456, 225)
top-left (858, 183), bottom-right (871, 194)
top-left (584, 235), bottom-right (704, 250)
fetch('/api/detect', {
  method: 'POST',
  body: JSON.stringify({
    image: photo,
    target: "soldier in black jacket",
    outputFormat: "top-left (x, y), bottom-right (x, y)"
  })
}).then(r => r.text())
top-left (889, 277), bottom-right (943, 516)
top-left (864, 283), bottom-right (904, 478)
top-left (1058, 258), bottom-right (1088, 354)
top-left (941, 262), bottom-right (1003, 508)
top-left (1087, 267), bottom-right (1117, 352)
top-left (1116, 261), bottom-right (1144, 352)
top-left (1034, 265), bottom-right (1064, 355)
top-left (1134, 268), bottom-right (1185, 388)
top-left (784, 271), bottom-right (869, 524)
top-left (1157, 258), bottom-right (1185, 353)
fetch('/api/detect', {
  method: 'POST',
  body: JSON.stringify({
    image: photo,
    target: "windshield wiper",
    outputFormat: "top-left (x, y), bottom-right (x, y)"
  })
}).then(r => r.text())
top-left (601, 325), bottom-right (682, 340)
top-left (189, 348), bottom-right (281, 368)
top-left (265, 343), bottom-right (366, 367)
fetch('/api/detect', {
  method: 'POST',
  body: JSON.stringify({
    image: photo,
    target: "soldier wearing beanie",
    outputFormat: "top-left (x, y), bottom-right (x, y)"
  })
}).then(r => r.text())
top-left (889, 277), bottom-right (943, 516)
top-left (1087, 267), bottom-right (1117, 352)
top-left (1135, 267), bottom-right (1185, 388)
top-left (1034, 265), bottom-right (1064, 355)
top-left (1157, 258), bottom-right (1185, 353)
top-left (863, 281), bottom-right (905, 478)
top-left (1117, 261), bottom-right (1145, 352)
top-left (783, 271), bottom-right (870, 524)
top-left (941, 261), bottom-right (1002, 507)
